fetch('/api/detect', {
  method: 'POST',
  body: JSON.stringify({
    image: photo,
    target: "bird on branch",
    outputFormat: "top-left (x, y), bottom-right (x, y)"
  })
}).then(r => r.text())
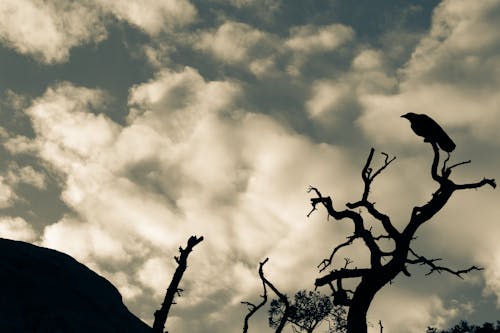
top-left (401, 113), bottom-right (456, 152)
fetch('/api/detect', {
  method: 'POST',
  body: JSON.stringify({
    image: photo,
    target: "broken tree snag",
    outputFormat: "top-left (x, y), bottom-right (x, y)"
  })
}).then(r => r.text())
top-left (152, 235), bottom-right (204, 333)
top-left (308, 145), bottom-right (495, 333)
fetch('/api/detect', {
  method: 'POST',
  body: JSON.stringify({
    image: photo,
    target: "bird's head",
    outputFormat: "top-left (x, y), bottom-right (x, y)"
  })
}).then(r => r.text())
top-left (401, 112), bottom-right (416, 120)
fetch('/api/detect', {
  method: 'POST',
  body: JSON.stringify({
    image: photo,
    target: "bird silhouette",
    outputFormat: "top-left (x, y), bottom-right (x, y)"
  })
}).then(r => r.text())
top-left (401, 113), bottom-right (456, 152)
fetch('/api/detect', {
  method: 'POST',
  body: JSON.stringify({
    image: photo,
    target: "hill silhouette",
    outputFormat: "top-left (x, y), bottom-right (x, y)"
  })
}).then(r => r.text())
top-left (0, 238), bottom-right (151, 333)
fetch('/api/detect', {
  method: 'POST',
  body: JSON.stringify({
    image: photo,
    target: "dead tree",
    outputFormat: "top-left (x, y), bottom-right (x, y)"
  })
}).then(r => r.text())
top-left (152, 235), bottom-right (204, 333)
top-left (307, 143), bottom-right (495, 333)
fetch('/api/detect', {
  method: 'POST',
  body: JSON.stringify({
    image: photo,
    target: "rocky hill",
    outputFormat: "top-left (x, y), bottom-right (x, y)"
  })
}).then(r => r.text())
top-left (0, 238), bottom-right (152, 333)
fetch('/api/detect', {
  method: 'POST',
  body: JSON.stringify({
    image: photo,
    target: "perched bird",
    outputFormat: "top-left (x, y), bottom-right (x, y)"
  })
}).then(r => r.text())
top-left (401, 113), bottom-right (456, 152)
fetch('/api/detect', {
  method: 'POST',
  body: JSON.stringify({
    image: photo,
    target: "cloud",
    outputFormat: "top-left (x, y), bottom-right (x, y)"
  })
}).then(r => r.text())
top-left (0, 0), bottom-right (197, 64)
top-left (285, 24), bottom-right (354, 55)
top-left (0, 0), bottom-right (107, 63)
top-left (196, 21), bottom-right (278, 76)
top-left (15, 68), bottom-right (363, 328)
top-left (0, 216), bottom-right (37, 242)
top-left (358, 0), bottom-right (500, 146)
top-left (5, 164), bottom-right (46, 189)
top-left (95, 0), bottom-right (197, 35)
top-left (0, 176), bottom-right (17, 208)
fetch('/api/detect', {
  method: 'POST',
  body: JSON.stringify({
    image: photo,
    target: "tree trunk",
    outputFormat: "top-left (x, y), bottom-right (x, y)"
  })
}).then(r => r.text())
top-left (346, 268), bottom-right (398, 333)
top-left (346, 279), bottom-right (377, 333)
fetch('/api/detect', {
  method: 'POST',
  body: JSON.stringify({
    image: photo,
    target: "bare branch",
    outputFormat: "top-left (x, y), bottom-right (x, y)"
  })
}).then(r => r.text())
top-left (315, 267), bottom-right (371, 287)
top-left (308, 186), bottom-right (384, 268)
top-left (454, 178), bottom-right (496, 190)
top-left (430, 142), bottom-right (444, 183)
top-left (318, 235), bottom-right (358, 272)
top-left (346, 200), bottom-right (400, 240)
top-left (448, 160), bottom-right (471, 170)
top-left (242, 258), bottom-right (269, 333)
top-left (360, 149), bottom-right (396, 201)
top-left (407, 249), bottom-right (483, 278)
top-left (370, 152), bottom-right (396, 182)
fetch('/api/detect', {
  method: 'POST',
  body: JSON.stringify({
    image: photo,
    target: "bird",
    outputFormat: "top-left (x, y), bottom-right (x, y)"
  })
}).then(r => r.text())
top-left (401, 113), bottom-right (456, 152)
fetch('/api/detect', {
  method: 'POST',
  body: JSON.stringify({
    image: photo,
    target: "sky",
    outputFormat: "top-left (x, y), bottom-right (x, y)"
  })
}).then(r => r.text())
top-left (0, 0), bottom-right (499, 332)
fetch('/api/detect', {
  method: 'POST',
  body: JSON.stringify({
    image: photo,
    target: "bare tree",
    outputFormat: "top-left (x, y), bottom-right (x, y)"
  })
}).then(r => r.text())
top-left (307, 142), bottom-right (495, 333)
top-left (152, 235), bottom-right (204, 333)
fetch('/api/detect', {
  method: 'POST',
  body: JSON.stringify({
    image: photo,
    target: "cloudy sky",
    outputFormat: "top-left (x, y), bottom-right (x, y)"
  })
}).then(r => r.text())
top-left (1, 0), bottom-right (500, 332)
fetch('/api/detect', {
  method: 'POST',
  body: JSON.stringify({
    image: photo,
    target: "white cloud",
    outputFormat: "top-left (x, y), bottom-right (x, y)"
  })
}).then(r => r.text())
top-left (306, 80), bottom-right (351, 118)
top-left (0, 176), bottom-right (16, 208)
top-left (95, 0), bottom-right (197, 35)
top-left (285, 23), bottom-right (354, 54)
top-left (194, 21), bottom-right (281, 75)
top-left (0, 0), bottom-right (106, 63)
top-left (0, 0), bottom-right (198, 63)
top-left (6, 164), bottom-right (46, 189)
top-left (0, 216), bottom-right (37, 242)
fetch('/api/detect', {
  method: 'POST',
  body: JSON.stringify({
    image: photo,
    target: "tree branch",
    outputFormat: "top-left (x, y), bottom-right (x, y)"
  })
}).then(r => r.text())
top-left (407, 249), bottom-right (483, 279)
top-left (318, 235), bottom-right (358, 272)
top-left (346, 200), bottom-right (400, 240)
top-left (242, 258), bottom-right (268, 333)
top-left (315, 268), bottom-right (371, 288)
top-left (308, 186), bottom-right (384, 269)
top-left (153, 235), bottom-right (204, 333)
top-left (454, 178), bottom-right (496, 190)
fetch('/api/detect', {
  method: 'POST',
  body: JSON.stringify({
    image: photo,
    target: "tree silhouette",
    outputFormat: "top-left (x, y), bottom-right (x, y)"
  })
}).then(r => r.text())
top-left (268, 290), bottom-right (346, 333)
top-left (427, 320), bottom-right (500, 333)
top-left (307, 141), bottom-right (495, 333)
top-left (152, 235), bottom-right (204, 333)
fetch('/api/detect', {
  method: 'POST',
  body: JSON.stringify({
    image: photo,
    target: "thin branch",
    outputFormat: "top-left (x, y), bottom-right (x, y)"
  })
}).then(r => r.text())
top-left (370, 152), bottom-right (396, 182)
top-left (448, 160), bottom-right (471, 170)
top-left (407, 249), bottom-right (483, 279)
top-left (242, 258), bottom-right (269, 333)
top-left (318, 235), bottom-right (358, 272)
top-left (454, 178), bottom-right (496, 190)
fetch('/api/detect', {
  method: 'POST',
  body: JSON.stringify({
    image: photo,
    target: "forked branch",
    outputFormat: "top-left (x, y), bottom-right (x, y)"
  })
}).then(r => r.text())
top-left (243, 258), bottom-right (290, 333)
top-left (242, 259), bottom-right (269, 333)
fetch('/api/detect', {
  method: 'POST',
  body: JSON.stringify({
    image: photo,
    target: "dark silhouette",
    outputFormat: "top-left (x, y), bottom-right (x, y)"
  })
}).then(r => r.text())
top-left (401, 113), bottom-right (456, 152)
top-left (152, 235), bottom-right (204, 333)
top-left (0, 238), bottom-right (151, 333)
top-left (307, 137), bottom-right (495, 332)
top-left (242, 258), bottom-right (290, 333)
top-left (427, 320), bottom-right (500, 333)
top-left (268, 290), bottom-right (346, 333)
top-left (242, 259), bottom-right (268, 333)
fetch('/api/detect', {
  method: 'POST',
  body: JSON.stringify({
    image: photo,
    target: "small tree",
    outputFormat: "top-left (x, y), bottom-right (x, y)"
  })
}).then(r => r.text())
top-left (268, 290), bottom-right (346, 333)
top-left (307, 142), bottom-right (495, 333)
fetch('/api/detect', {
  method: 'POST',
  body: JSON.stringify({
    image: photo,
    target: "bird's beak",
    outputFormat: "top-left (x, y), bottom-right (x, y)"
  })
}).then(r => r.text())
top-left (401, 114), bottom-right (408, 119)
